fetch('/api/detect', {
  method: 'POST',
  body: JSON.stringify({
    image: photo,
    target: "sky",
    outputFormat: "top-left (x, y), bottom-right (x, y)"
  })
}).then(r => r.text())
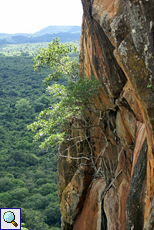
top-left (0, 0), bottom-right (83, 34)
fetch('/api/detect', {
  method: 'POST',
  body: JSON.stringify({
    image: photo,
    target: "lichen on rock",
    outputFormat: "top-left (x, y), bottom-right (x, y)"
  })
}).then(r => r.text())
top-left (57, 0), bottom-right (154, 229)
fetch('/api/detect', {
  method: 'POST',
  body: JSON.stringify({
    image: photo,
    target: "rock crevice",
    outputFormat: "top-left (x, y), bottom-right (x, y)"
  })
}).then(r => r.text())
top-left (58, 0), bottom-right (154, 229)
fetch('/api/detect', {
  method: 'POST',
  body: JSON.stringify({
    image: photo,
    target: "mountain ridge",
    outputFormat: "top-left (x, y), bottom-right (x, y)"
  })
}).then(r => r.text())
top-left (0, 25), bottom-right (81, 45)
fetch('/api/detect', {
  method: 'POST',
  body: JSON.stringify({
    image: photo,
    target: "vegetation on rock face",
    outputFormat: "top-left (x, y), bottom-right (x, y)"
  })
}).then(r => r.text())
top-left (28, 38), bottom-right (99, 149)
top-left (0, 36), bottom-right (98, 230)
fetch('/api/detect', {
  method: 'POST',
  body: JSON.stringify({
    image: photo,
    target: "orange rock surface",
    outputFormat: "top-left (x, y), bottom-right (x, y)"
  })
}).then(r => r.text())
top-left (58, 0), bottom-right (154, 229)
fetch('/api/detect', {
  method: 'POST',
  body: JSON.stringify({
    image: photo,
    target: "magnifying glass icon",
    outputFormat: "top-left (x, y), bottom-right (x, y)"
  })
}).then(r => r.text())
top-left (3, 211), bottom-right (18, 227)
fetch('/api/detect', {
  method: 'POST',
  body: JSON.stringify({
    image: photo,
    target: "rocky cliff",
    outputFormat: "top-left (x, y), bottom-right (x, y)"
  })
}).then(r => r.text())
top-left (58, 0), bottom-right (154, 229)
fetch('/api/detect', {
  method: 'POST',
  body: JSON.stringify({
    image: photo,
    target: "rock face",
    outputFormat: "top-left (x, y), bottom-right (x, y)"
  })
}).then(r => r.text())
top-left (57, 0), bottom-right (154, 229)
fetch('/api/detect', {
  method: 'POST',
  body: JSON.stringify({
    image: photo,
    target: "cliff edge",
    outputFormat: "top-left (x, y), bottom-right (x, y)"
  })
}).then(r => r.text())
top-left (58, 0), bottom-right (154, 229)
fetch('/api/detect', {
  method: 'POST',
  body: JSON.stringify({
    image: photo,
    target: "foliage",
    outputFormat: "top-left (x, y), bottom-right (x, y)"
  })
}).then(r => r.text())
top-left (0, 28), bottom-right (80, 45)
top-left (0, 49), bottom-right (61, 229)
top-left (147, 84), bottom-right (152, 88)
top-left (0, 37), bottom-right (98, 229)
top-left (33, 37), bottom-right (79, 83)
top-left (0, 41), bottom-right (79, 57)
top-left (28, 38), bottom-right (99, 149)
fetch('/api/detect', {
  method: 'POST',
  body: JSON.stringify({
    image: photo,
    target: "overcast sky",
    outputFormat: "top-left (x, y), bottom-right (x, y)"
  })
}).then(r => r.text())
top-left (0, 0), bottom-right (83, 34)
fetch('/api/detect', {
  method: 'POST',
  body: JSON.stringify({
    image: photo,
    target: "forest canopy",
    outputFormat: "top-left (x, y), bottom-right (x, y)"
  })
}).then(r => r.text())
top-left (0, 35), bottom-right (98, 230)
top-left (0, 41), bottom-right (63, 230)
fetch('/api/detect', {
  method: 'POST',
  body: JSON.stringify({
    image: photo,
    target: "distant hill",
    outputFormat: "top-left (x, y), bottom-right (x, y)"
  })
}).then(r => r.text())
top-left (0, 26), bottom-right (81, 45)
top-left (34, 25), bottom-right (81, 36)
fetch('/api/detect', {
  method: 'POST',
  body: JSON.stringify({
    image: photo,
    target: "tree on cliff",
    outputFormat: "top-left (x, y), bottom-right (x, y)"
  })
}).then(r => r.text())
top-left (28, 38), bottom-right (122, 191)
top-left (28, 38), bottom-right (99, 149)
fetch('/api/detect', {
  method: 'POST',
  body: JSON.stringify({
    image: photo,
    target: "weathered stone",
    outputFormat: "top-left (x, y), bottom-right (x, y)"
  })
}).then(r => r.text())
top-left (104, 187), bottom-right (120, 230)
top-left (60, 165), bottom-right (93, 224)
top-left (144, 194), bottom-right (154, 230)
top-left (73, 178), bottom-right (106, 230)
top-left (57, 0), bottom-right (154, 229)
top-left (116, 109), bottom-right (133, 146)
top-left (126, 140), bottom-right (147, 230)
top-left (122, 81), bottom-right (143, 123)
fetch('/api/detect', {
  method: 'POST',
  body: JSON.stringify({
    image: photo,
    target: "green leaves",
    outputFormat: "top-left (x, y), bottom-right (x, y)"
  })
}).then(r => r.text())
top-left (147, 84), bottom-right (152, 88)
top-left (28, 76), bottom-right (99, 149)
top-left (29, 38), bottom-right (99, 149)
top-left (33, 38), bottom-right (79, 83)
top-left (0, 49), bottom-right (61, 229)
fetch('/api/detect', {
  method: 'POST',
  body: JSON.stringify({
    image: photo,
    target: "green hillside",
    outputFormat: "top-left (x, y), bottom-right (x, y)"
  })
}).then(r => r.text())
top-left (0, 26), bottom-right (81, 45)
top-left (0, 40), bottom-right (79, 229)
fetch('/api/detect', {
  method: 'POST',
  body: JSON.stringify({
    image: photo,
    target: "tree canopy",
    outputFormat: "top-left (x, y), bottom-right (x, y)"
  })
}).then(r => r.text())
top-left (28, 38), bottom-right (99, 149)
top-left (0, 47), bottom-right (61, 229)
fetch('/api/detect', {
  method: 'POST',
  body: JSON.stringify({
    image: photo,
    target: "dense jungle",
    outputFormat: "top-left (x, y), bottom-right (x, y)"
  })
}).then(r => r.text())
top-left (0, 31), bottom-right (80, 230)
